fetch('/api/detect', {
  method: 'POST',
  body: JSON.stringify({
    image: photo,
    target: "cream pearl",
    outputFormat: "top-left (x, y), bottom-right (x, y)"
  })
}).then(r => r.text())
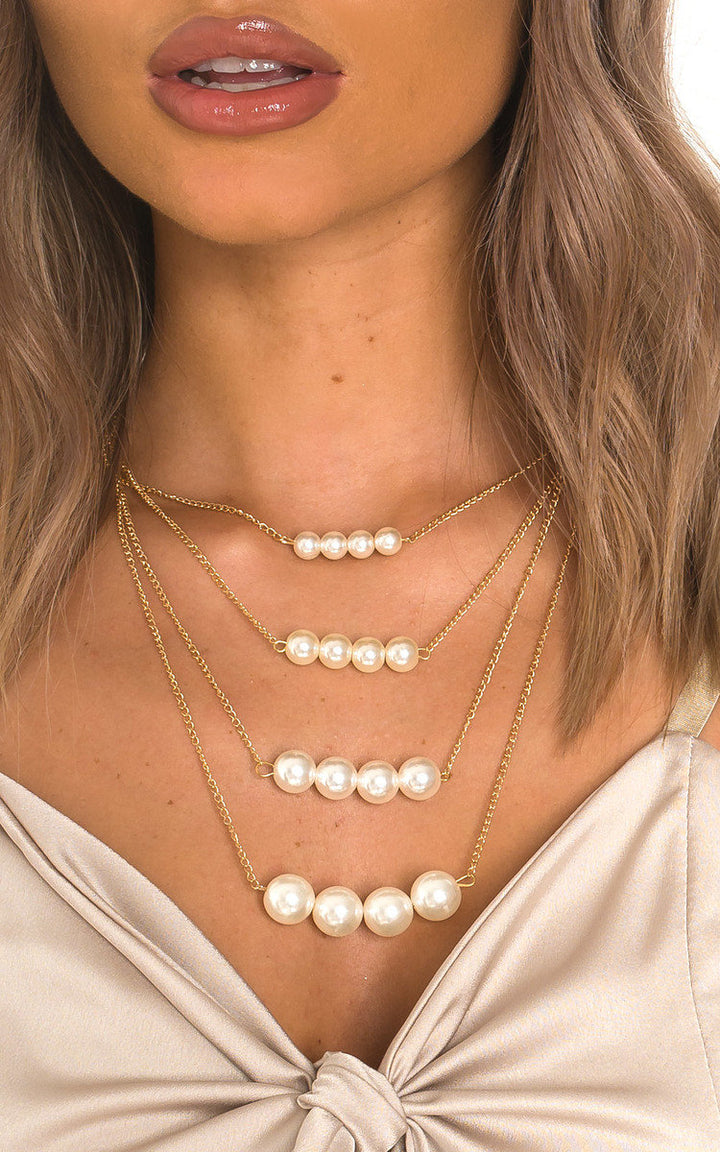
top-left (312, 886), bottom-right (364, 937)
top-left (273, 750), bottom-right (316, 794)
top-left (314, 756), bottom-right (357, 799)
top-left (318, 633), bottom-right (353, 670)
top-left (385, 636), bottom-right (420, 673)
top-left (398, 756), bottom-right (442, 800)
top-left (285, 629), bottom-right (320, 665)
top-left (293, 531), bottom-right (321, 560)
top-left (263, 874), bottom-right (315, 925)
top-left (347, 530), bottom-right (375, 559)
top-left (363, 887), bottom-right (414, 936)
top-left (374, 527), bottom-right (403, 556)
top-left (320, 531), bottom-right (348, 560)
top-left (356, 761), bottom-right (399, 804)
top-left (410, 870), bottom-right (462, 922)
top-left (351, 637), bottom-right (385, 673)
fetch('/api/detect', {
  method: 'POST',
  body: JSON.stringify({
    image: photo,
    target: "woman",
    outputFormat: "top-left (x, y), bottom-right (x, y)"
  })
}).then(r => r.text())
top-left (0, 0), bottom-right (718, 1148)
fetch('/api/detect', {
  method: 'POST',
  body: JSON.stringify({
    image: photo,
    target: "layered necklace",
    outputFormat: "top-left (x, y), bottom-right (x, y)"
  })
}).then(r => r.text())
top-left (114, 455), bottom-right (574, 938)
top-left (119, 455), bottom-right (546, 674)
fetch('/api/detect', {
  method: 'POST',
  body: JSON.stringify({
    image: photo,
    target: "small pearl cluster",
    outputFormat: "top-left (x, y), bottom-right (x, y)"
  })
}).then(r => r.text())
top-left (272, 750), bottom-right (442, 802)
top-left (293, 527), bottom-right (403, 560)
top-left (285, 630), bottom-right (420, 673)
top-left (263, 870), bottom-right (463, 936)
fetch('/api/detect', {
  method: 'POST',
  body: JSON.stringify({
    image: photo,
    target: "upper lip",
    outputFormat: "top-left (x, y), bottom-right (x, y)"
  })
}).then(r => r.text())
top-left (147, 13), bottom-right (344, 77)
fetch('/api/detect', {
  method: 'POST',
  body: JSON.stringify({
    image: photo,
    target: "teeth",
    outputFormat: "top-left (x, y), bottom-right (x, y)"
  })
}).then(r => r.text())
top-left (192, 56), bottom-right (287, 73)
top-left (192, 75), bottom-right (303, 92)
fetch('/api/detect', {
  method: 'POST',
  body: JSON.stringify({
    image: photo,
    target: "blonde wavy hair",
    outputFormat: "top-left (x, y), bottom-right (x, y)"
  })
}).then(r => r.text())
top-left (1, 0), bottom-right (719, 743)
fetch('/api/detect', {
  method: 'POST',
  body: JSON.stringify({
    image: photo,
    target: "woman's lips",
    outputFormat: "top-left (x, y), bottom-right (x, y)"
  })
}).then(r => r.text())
top-left (147, 13), bottom-right (344, 78)
top-left (146, 13), bottom-right (344, 137)
top-left (146, 70), bottom-right (343, 136)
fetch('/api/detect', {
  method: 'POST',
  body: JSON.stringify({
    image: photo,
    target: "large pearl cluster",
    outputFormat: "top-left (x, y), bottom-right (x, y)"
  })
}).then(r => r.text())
top-left (293, 527), bottom-right (403, 560)
top-left (272, 750), bottom-right (442, 803)
top-left (262, 870), bottom-right (463, 936)
top-left (285, 630), bottom-right (420, 673)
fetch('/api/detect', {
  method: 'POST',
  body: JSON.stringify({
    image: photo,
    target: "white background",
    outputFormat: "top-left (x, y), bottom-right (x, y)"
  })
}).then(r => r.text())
top-left (670, 0), bottom-right (719, 161)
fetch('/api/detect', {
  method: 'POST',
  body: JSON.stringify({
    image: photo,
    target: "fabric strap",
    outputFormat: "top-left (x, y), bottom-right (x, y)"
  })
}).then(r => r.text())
top-left (664, 649), bottom-right (720, 738)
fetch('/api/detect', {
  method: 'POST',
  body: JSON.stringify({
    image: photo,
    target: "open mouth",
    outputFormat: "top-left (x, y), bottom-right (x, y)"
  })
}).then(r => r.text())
top-left (176, 56), bottom-right (314, 94)
top-left (146, 19), bottom-right (344, 138)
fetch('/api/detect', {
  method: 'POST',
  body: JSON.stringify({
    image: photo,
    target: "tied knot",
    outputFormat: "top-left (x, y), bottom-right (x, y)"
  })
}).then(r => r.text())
top-left (296, 1050), bottom-right (408, 1151)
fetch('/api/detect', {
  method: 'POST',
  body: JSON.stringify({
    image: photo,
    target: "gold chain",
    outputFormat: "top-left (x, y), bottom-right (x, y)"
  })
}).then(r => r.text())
top-left (117, 481), bottom-right (561, 782)
top-left (442, 481), bottom-right (562, 780)
top-left (116, 490), bottom-right (266, 891)
top-left (118, 485), bottom-right (266, 769)
top-left (120, 452), bottom-right (547, 547)
top-left (115, 474), bottom-right (573, 894)
top-left (456, 529), bottom-right (574, 886)
top-left (121, 471), bottom-right (284, 648)
top-left (119, 468), bottom-right (557, 660)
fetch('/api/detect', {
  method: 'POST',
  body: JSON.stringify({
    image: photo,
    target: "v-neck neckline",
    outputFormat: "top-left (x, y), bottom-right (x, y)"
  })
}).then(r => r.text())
top-left (0, 728), bottom-right (698, 1077)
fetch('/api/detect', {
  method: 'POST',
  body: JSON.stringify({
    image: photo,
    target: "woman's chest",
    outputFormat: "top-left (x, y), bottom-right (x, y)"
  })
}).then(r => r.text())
top-left (1, 664), bottom-right (673, 1070)
top-left (16, 756), bottom-right (600, 1069)
top-left (0, 543), bottom-right (677, 1069)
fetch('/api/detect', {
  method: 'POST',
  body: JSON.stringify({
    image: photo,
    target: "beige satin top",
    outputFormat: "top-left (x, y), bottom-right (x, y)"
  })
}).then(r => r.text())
top-left (1, 654), bottom-right (719, 1151)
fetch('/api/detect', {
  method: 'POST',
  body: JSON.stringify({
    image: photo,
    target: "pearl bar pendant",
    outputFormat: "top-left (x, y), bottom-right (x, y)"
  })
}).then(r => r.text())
top-left (272, 751), bottom-right (442, 802)
top-left (285, 630), bottom-right (420, 672)
top-left (293, 527), bottom-right (403, 560)
top-left (263, 870), bottom-right (463, 936)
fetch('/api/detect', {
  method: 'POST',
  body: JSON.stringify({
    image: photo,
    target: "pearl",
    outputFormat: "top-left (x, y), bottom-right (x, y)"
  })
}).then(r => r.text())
top-left (320, 531), bottom-right (348, 560)
top-left (385, 636), bottom-right (420, 673)
top-left (363, 887), bottom-right (414, 936)
top-left (293, 531), bottom-right (322, 560)
top-left (315, 756), bottom-right (357, 799)
top-left (410, 870), bottom-right (462, 921)
top-left (312, 886), bottom-right (364, 936)
top-left (273, 750), bottom-right (316, 793)
top-left (374, 527), bottom-right (403, 556)
top-left (356, 760), bottom-right (399, 804)
top-left (351, 637), bottom-right (385, 673)
top-left (398, 756), bottom-right (442, 800)
top-left (318, 633), bottom-right (353, 670)
top-left (263, 874), bottom-right (315, 925)
top-left (285, 629), bottom-right (320, 665)
top-left (347, 530), bottom-right (375, 559)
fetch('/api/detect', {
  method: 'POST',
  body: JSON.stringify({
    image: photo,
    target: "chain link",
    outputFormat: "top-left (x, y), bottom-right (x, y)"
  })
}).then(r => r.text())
top-left (455, 526), bottom-right (575, 887)
top-left (120, 453), bottom-right (546, 550)
top-left (403, 454), bottom-right (547, 542)
top-left (422, 484), bottom-right (556, 656)
top-left (115, 483), bottom-right (266, 892)
top-left (118, 489), bottom-right (267, 770)
top-left (442, 481), bottom-right (562, 779)
top-left (121, 466), bottom-right (295, 544)
top-left (120, 470), bottom-right (284, 647)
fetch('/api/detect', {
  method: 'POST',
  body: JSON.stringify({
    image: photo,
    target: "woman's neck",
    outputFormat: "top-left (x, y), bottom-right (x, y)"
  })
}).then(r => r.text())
top-left (127, 143), bottom-right (514, 525)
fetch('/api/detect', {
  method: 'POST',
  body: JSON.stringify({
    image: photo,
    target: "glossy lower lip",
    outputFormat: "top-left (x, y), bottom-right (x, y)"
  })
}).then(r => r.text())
top-left (147, 71), bottom-right (343, 136)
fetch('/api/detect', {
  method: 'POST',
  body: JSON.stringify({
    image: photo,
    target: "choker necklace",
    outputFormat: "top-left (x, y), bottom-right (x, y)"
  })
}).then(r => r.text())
top-left (115, 469), bottom-right (574, 937)
top-left (117, 482), bottom-right (560, 804)
top-left (120, 453), bottom-right (546, 561)
top-left (119, 468), bottom-right (554, 674)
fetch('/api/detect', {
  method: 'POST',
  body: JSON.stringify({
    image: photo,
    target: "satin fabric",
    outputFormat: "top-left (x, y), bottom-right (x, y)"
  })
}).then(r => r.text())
top-left (1, 726), bottom-right (719, 1151)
